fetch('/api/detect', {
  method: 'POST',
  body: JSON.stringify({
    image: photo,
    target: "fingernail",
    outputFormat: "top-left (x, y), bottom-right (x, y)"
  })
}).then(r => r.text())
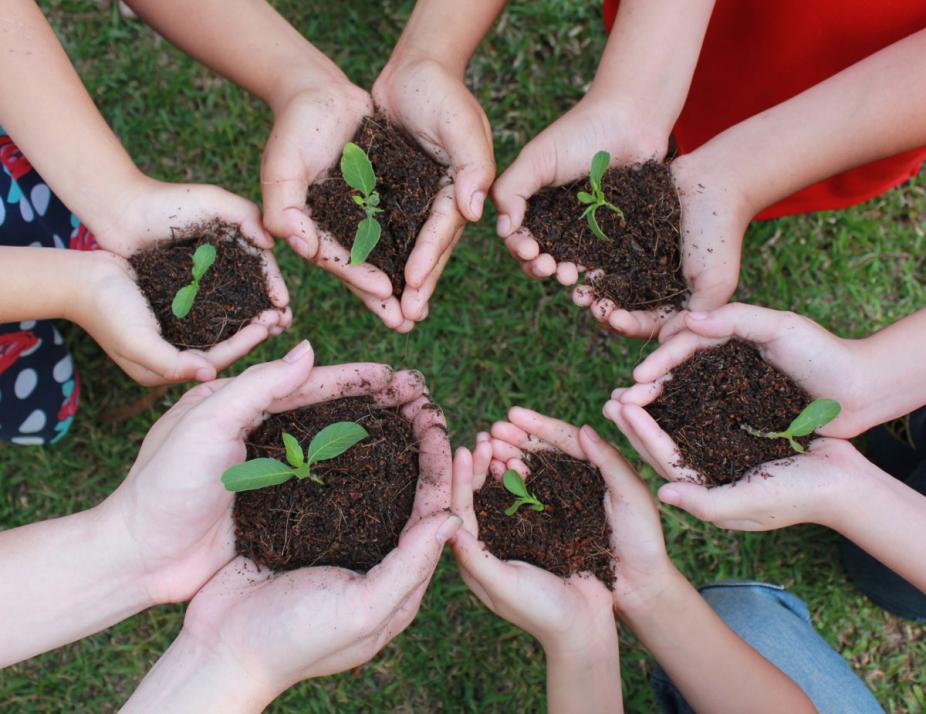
top-left (602, 401), bottom-right (617, 419)
top-left (195, 367), bottom-right (214, 382)
top-left (687, 311), bottom-right (708, 321)
top-left (283, 339), bottom-right (312, 363)
top-left (582, 425), bottom-right (602, 443)
top-left (290, 236), bottom-right (308, 257)
top-left (436, 514), bottom-right (463, 544)
top-left (470, 191), bottom-right (485, 219)
top-left (659, 486), bottom-right (680, 505)
top-left (497, 214), bottom-right (511, 237)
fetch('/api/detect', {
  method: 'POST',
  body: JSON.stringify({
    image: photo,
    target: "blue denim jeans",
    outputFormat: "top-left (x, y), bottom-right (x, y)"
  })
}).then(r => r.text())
top-left (652, 581), bottom-right (884, 714)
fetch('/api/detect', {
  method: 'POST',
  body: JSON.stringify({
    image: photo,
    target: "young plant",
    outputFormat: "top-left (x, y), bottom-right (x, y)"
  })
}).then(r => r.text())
top-left (341, 141), bottom-right (384, 265)
top-left (740, 398), bottom-right (841, 453)
top-left (221, 421), bottom-right (368, 492)
top-left (576, 150), bottom-right (625, 241)
top-left (502, 469), bottom-right (546, 516)
top-left (171, 243), bottom-right (217, 319)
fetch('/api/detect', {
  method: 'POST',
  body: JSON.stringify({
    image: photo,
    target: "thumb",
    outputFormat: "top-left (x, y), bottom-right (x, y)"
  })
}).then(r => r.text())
top-left (658, 482), bottom-right (726, 524)
top-left (491, 141), bottom-right (551, 238)
top-left (118, 333), bottom-right (216, 385)
top-left (179, 339), bottom-right (315, 438)
top-left (261, 144), bottom-right (319, 259)
top-left (366, 511), bottom-right (462, 612)
top-left (450, 527), bottom-right (511, 594)
top-left (684, 303), bottom-right (789, 345)
top-left (441, 107), bottom-right (495, 222)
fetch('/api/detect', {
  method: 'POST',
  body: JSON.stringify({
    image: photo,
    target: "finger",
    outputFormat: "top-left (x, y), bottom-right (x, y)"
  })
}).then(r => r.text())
top-left (313, 233), bottom-right (394, 299)
top-left (683, 303), bottom-right (791, 345)
top-left (405, 185), bottom-right (465, 289)
top-left (452, 447), bottom-right (479, 533)
top-left (366, 511), bottom-right (462, 611)
top-left (578, 425), bottom-right (644, 499)
top-left (410, 400), bottom-right (452, 515)
top-left (525, 254), bottom-right (557, 279)
top-left (632, 330), bottom-right (725, 384)
top-left (179, 340), bottom-right (315, 439)
top-left (618, 380), bottom-right (664, 408)
top-left (506, 407), bottom-right (584, 459)
top-left (268, 362), bottom-right (395, 413)
top-left (622, 404), bottom-right (703, 484)
top-left (449, 527), bottom-right (512, 600)
top-left (603, 400), bottom-right (659, 467)
top-left (262, 177), bottom-right (319, 259)
top-left (343, 282), bottom-right (410, 331)
top-left (555, 261), bottom-right (579, 286)
top-left (657, 310), bottom-right (691, 342)
top-left (259, 250), bottom-right (291, 309)
top-left (403, 224), bottom-right (463, 320)
top-left (215, 190), bottom-right (275, 251)
top-left (200, 319), bottom-right (276, 373)
top-left (439, 106), bottom-right (495, 222)
top-left (118, 334), bottom-right (216, 385)
top-left (657, 482), bottom-right (761, 529)
top-left (374, 369), bottom-right (426, 409)
top-left (492, 142), bottom-right (551, 237)
top-left (504, 229), bottom-right (540, 261)
top-left (572, 284), bottom-right (596, 307)
top-left (606, 309), bottom-right (667, 340)
top-left (472, 436), bottom-right (493, 490)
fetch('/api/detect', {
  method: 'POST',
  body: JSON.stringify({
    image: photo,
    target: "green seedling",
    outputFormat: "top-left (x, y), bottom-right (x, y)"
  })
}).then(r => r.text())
top-left (341, 142), bottom-right (383, 265)
top-left (740, 398), bottom-right (841, 453)
top-left (221, 421), bottom-right (368, 492)
top-left (502, 469), bottom-right (546, 516)
top-left (171, 243), bottom-right (217, 319)
top-left (576, 150), bottom-right (625, 241)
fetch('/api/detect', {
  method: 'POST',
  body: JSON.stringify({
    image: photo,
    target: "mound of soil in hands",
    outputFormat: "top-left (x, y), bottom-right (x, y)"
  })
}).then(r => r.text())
top-left (474, 450), bottom-right (615, 589)
top-left (645, 339), bottom-right (812, 486)
top-left (129, 221), bottom-right (273, 351)
top-left (524, 161), bottom-right (688, 311)
top-left (306, 115), bottom-right (447, 296)
top-left (233, 395), bottom-right (419, 572)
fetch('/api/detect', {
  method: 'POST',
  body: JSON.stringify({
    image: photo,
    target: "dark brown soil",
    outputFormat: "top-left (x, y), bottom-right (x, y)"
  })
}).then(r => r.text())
top-left (524, 161), bottom-right (688, 311)
top-left (473, 450), bottom-right (615, 589)
top-left (645, 340), bottom-right (813, 486)
top-left (129, 221), bottom-right (273, 351)
top-left (233, 396), bottom-right (419, 572)
top-left (306, 115), bottom-right (447, 296)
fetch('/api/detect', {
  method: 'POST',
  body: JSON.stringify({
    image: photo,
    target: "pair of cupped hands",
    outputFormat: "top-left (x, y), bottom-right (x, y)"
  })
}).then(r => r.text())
top-left (76, 60), bottom-right (752, 388)
top-left (101, 340), bottom-right (667, 704)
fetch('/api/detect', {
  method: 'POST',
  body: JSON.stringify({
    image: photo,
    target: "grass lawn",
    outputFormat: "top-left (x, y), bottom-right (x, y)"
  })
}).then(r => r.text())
top-left (1, 0), bottom-right (925, 711)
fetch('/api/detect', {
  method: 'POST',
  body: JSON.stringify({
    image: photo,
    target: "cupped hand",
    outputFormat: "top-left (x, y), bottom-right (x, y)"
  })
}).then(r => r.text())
top-left (97, 342), bottom-right (434, 605)
top-left (372, 58), bottom-right (494, 324)
top-left (178, 508), bottom-right (460, 702)
top-left (611, 303), bottom-right (871, 438)
top-left (470, 407), bottom-right (679, 620)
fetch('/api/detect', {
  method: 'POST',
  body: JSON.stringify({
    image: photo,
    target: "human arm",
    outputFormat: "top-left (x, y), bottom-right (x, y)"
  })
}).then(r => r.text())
top-left (492, 0), bottom-right (715, 336)
top-left (450, 439), bottom-right (622, 714)
top-left (485, 407), bottom-right (814, 714)
top-left (371, 0), bottom-right (503, 321)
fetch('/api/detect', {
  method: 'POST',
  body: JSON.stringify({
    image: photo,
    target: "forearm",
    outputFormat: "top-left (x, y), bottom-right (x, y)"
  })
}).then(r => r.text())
top-left (124, 0), bottom-right (349, 114)
top-left (853, 308), bottom-right (926, 428)
top-left (588, 0), bottom-right (714, 137)
top-left (619, 570), bottom-right (814, 714)
top-left (826, 457), bottom-right (926, 593)
top-left (0, 1), bottom-right (144, 228)
top-left (0, 506), bottom-right (153, 667)
top-left (0, 247), bottom-right (90, 323)
top-left (544, 625), bottom-right (623, 714)
top-left (692, 27), bottom-right (926, 217)
top-left (385, 0), bottom-right (508, 77)
top-left (122, 630), bottom-right (271, 714)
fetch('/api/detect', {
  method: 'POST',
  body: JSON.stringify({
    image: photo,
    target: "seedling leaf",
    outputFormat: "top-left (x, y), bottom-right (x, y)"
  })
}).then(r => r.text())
top-left (586, 210), bottom-right (609, 241)
top-left (171, 283), bottom-right (198, 319)
top-left (191, 244), bottom-right (217, 281)
top-left (503, 470), bottom-right (529, 498)
top-left (282, 432), bottom-right (304, 468)
top-left (350, 216), bottom-right (382, 265)
top-left (576, 191), bottom-right (595, 204)
top-left (786, 399), bottom-right (841, 437)
top-left (505, 500), bottom-right (525, 516)
top-left (306, 421), bottom-right (368, 465)
top-left (590, 151), bottom-right (610, 189)
top-left (222, 458), bottom-right (294, 492)
top-left (341, 142), bottom-right (376, 196)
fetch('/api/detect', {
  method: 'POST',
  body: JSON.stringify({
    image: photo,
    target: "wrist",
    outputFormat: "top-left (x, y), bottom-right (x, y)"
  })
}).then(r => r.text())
top-left (613, 563), bottom-right (689, 625)
top-left (266, 60), bottom-right (353, 117)
top-left (814, 446), bottom-right (889, 533)
top-left (671, 145), bottom-right (754, 226)
top-left (576, 91), bottom-right (669, 163)
top-left (123, 629), bottom-right (274, 713)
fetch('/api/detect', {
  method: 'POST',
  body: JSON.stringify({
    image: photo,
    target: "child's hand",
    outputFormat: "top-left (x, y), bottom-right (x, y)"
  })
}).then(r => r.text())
top-left (372, 58), bottom-right (495, 324)
top-left (611, 304), bottom-right (871, 438)
top-left (73, 247), bottom-right (288, 386)
top-left (98, 347), bottom-right (434, 606)
top-left (452, 409), bottom-right (621, 658)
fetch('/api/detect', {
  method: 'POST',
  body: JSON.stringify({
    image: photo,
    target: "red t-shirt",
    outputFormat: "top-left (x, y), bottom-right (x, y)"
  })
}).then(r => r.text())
top-left (603, 0), bottom-right (926, 219)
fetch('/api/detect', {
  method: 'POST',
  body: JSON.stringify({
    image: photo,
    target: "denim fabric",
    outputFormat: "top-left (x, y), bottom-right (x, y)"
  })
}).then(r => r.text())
top-left (651, 581), bottom-right (883, 714)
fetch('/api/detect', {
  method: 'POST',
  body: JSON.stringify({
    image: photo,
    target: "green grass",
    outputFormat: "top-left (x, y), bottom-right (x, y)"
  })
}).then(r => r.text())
top-left (1, 0), bottom-right (925, 711)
